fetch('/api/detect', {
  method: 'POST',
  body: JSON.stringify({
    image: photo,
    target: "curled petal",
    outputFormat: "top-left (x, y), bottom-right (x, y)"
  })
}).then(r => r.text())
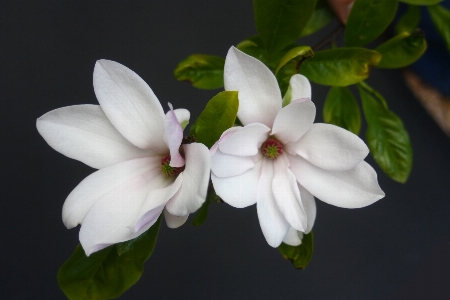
top-left (164, 209), bottom-right (189, 229)
top-left (173, 108), bottom-right (190, 130)
top-left (218, 123), bottom-right (270, 156)
top-left (210, 126), bottom-right (241, 155)
top-left (164, 103), bottom-right (185, 168)
top-left (283, 227), bottom-right (304, 246)
top-left (211, 149), bottom-right (255, 177)
top-left (282, 74), bottom-right (312, 106)
top-left (298, 184), bottom-right (316, 234)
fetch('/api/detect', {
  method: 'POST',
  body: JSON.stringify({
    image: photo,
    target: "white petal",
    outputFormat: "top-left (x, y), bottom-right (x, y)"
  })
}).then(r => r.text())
top-left (164, 103), bottom-right (185, 168)
top-left (224, 47), bottom-right (282, 127)
top-left (256, 159), bottom-right (290, 247)
top-left (211, 149), bottom-right (255, 177)
top-left (164, 209), bottom-right (189, 228)
top-left (298, 184), bottom-right (316, 234)
top-left (211, 159), bottom-right (262, 208)
top-left (271, 99), bottom-right (316, 144)
top-left (282, 74), bottom-right (312, 107)
top-left (286, 123), bottom-right (369, 171)
top-left (173, 108), bottom-right (190, 130)
top-left (210, 126), bottom-right (241, 155)
top-left (289, 155), bottom-right (385, 208)
top-left (218, 123), bottom-right (270, 156)
top-left (283, 227), bottom-right (304, 246)
top-left (93, 60), bottom-right (167, 153)
top-left (37, 105), bottom-right (153, 169)
top-left (272, 154), bottom-right (307, 232)
top-left (62, 156), bottom-right (165, 229)
top-left (166, 143), bottom-right (210, 215)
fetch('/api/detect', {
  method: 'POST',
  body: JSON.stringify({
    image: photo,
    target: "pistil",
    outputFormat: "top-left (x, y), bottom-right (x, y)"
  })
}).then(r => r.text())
top-left (261, 138), bottom-right (283, 159)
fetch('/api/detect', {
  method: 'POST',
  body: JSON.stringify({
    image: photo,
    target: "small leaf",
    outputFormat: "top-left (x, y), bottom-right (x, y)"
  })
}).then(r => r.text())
top-left (58, 217), bottom-right (162, 300)
top-left (254, 0), bottom-right (318, 53)
top-left (399, 0), bottom-right (443, 5)
top-left (278, 231), bottom-right (314, 269)
top-left (376, 30), bottom-right (427, 69)
top-left (428, 4), bottom-right (450, 52)
top-left (300, 48), bottom-right (381, 86)
top-left (395, 5), bottom-right (421, 35)
top-left (192, 184), bottom-right (219, 226)
top-left (323, 86), bottom-right (361, 134)
top-left (358, 82), bottom-right (413, 183)
top-left (174, 54), bottom-right (225, 90)
top-left (275, 46), bottom-right (314, 74)
top-left (190, 91), bottom-right (239, 148)
top-left (299, 0), bottom-right (334, 37)
top-left (345, 0), bottom-right (399, 47)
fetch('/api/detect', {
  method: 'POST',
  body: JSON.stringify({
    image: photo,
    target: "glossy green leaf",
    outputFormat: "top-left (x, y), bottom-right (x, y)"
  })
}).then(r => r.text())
top-left (399, 0), bottom-right (442, 5)
top-left (254, 0), bottom-right (318, 53)
top-left (323, 86), bottom-right (361, 134)
top-left (395, 5), bottom-right (421, 35)
top-left (58, 217), bottom-right (162, 300)
top-left (190, 91), bottom-right (239, 148)
top-left (236, 36), bottom-right (272, 67)
top-left (299, 0), bottom-right (334, 37)
top-left (359, 82), bottom-right (412, 183)
top-left (345, 0), bottom-right (399, 47)
top-left (278, 232), bottom-right (314, 269)
top-left (275, 46), bottom-right (314, 74)
top-left (174, 54), bottom-right (225, 90)
top-left (376, 31), bottom-right (427, 68)
top-left (428, 4), bottom-right (450, 52)
top-left (299, 48), bottom-right (381, 86)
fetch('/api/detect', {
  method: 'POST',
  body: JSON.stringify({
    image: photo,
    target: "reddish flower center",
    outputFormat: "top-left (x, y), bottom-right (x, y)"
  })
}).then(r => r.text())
top-left (262, 138), bottom-right (283, 159)
top-left (161, 155), bottom-right (184, 177)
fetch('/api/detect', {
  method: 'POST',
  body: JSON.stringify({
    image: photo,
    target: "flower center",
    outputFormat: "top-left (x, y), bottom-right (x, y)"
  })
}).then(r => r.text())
top-left (262, 138), bottom-right (283, 159)
top-left (161, 155), bottom-right (184, 177)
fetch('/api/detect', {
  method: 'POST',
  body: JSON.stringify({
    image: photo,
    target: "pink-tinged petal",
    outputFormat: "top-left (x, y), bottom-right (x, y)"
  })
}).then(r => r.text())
top-left (173, 108), bottom-right (190, 130)
top-left (211, 159), bottom-right (262, 208)
top-left (282, 227), bottom-right (304, 246)
top-left (286, 123), bottom-right (369, 171)
top-left (298, 184), bottom-right (316, 234)
top-left (93, 60), bottom-right (167, 153)
top-left (164, 209), bottom-right (189, 228)
top-left (166, 143), bottom-right (210, 216)
top-left (210, 127), bottom-right (241, 155)
top-left (272, 154), bottom-right (307, 232)
top-left (211, 149), bottom-right (255, 177)
top-left (37, 105), bottom-right (153, 169)
top-left (289, 155), bottom-right (385, 208)
top-left (224, 47), bottom-right (282, 127)
top-left (256, 159), bottom-right (290, 247)
top-left (271, 100), bottom-right (316, 144)
top-left (164, 103), bottom-right (185, 168)
top-left (218, 123), bottom-right (270, 156)
top-left (62, 156), bottom-right (164, 229)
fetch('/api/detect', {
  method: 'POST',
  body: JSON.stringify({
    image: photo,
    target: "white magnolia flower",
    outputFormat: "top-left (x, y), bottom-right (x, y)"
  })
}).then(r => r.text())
top-left (211, 47), bottom-right (385, 247)
top-left (37, 60), bottom-right (210, 256)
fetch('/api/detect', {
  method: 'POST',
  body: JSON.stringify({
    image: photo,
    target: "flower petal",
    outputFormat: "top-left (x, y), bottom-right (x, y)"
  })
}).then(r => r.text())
top-left (173, 108), bottom-right (190, 130)
top-left (287, 123), bottom-right (369, 171)
top-left (289, 155), bottom-right (385, 208)
top-left (164, 209), bottom-right (189, 228)
top-left (224, 47), bottom-right (282, 127)
top-left (37, 105), bottom-right (153, 169)
top-left (298, 183), bottom-right (316, 234)
top-left (218, 123), bottom-right (270, 156)
top-left (282, 227), bottom-right (304, 246)
top-left (210, 126), bottom-right (241, 155)
top-left (211, 149), bottom-right (255, 177)
top-left (256, 159), bottom-right (290, 247)
top-left (271, 99), bottom-right (316, 144)
top-left (211, 159), bottom-right (262, 208)
top-left (289, 74), bottom-right (311, 99)
top-left (93, 60), bottom-right (167, 153)
top-left (164, 103), bottom-right (185, 168)
top-left (165, 143), bottom-right (210, 216)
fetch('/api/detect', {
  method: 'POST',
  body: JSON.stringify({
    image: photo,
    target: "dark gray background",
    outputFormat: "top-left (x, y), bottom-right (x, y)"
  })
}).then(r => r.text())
top-left (1, 1), bottom-right (449, 299)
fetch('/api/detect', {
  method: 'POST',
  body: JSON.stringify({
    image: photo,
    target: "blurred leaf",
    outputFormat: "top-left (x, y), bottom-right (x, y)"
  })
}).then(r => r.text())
top-left (300, 48), bottom-right (381, 86)
top-left (190, 91), bottom-right (239, 148)
top-left (428, 4), bottom-right (450, 52)
top-left (359, 82), bottom-right (413, 183)
top-left (174, 54), bottom-right (225, 89)
top-left (278, 232), bottom-right (314, 269)
top-left (254, 0), bottom-right (318, 53)
top-left (58, 217), bottom-right (162, 300)
top-left (399, 0), bottom-right (442, 5)
top-left (323, 86), bottom-right (361, 134)
top-left (395, 5), bottom-right (421, 34)
top-left (275, 46), bottom-right (314, 74)
top-left (192, 184), bottom-right (219, 226)
top-left (299, 0), bottom-right (334, 37)
top-left (236, 36), bottom-right (272, 67)
top-left (345, 0), bottom-right (399, 47)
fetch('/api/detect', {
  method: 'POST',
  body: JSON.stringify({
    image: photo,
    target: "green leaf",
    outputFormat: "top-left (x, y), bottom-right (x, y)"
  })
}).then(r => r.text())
top-left (299, 0), bottom-right (334, 37)
top-left (174, 54), bottom-right (225, 90)
top-left (358, 82), bottom-right (413, 183)
top-left (58, 217), bottom-right (162, 300)
top-left (428, 4), bottom-right (450, 52)
top-left (395, 5), bottom-right (421, 35)
top-left (323, 86), bottom-right (361, 134)
top-left (275, 46), bottom-right (314, 74)
top-left (299, 48), bottom-right (381, 86)
top-left (345, 0), bottom-right (399, 47)
top-left (375, 31), bottom-right (427, 69)
top-left (236, 36), bottom-right (272, 67)
top-left (278, 231), bottom-right (314, 269)
top-left (190, 91), bottom-right (239, 148)
top-left (191, 184), bottom-right (219, 226)
top-left (253, 0), bottom-right (318, 53)
top-left (399, 0), bottom-right (442, 5)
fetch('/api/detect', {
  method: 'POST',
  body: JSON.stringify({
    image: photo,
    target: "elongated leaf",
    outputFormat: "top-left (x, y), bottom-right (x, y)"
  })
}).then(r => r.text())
top-left (192, 184), bottom-right (219, 226)
top-left (399, 0), bottom-right (442, 5)
top-left (278, 232), bottom-right (314, 269)
top-left (323, 86), bottom-right (361, 134)
top-left (58, 217), bottom-right (162, 300)
top-left (345, 0), bottom-right (399, 47)
top-left (299, 0), bottom-right (334, 37)
top-left (428, 4), bottom-right (450, 52)
top-left (395, 5), bottom-right (421, 35)
top-left (174, 54), bottom-right (225, 89)
top-left (190, 91), bottom-right (239, 148)
top-left (299, 48), bottom-right (381, 86)
top-left (254, 0), bottom-right (317, 53)
top-left (236, 36), bottom-right (272, 68)
top-left (275, 46), bottom-right (314, 74)
top-left (359, 82), bottom-right (412, 183)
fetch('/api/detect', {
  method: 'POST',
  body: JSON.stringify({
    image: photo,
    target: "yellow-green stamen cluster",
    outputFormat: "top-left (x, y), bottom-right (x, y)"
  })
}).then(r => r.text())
top-left (262, 138), bottom-right (283, 159)
top-left (161, 155), bottom-right (184, 176)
